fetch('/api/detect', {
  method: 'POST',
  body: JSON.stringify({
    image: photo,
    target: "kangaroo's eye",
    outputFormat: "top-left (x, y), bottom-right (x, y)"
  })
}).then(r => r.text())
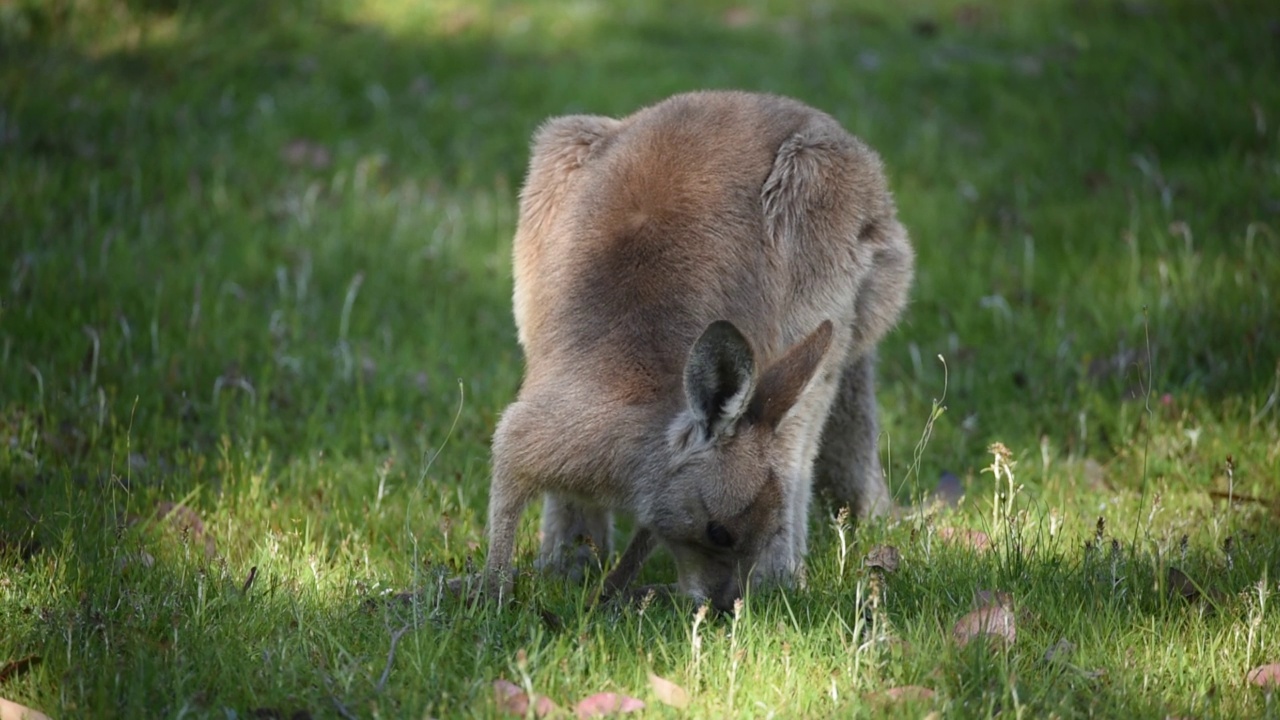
top-left (706, 522), bottom-right (735, 548)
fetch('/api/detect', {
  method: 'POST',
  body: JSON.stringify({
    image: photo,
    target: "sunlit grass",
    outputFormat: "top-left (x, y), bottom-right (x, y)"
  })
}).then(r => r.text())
top-left (2, 0), bottom-right (1278, 717)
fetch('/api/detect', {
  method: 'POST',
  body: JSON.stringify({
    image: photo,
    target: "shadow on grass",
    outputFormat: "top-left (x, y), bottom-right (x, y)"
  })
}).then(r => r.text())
top-left (2, 0), bottom-right (1279, 715)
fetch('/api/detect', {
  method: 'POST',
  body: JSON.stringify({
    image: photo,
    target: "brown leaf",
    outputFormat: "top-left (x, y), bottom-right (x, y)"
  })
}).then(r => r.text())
top-left (871, 685), bottom-right (936, 703)
top-left (937, 527), bottom-right (991, 552)
top-left (1167, 567), bottom-right (1199, 601)
top-left (250, 711), bottom-right (311, 720)
top-left (575, 692), bottom-right (644, 718)
top-left (279, 139), bottom-right (332, 170)
top-left (1043, 638), bottom-right (1075, 664)
top-left (953, 604), bottom-right (1016, 648)
top-left (493, 679), bottom-right (558, 717)
top-left (1167, 566), bottom-right (1230, 606)
top-left (0, 655), bottom-right (40, 683)
top-left (153, 501), bottom-right (218, 559)
top-left (648, 672), bottom-right (689, 709)
top-left (722, 7), bottom-right (756, 28)
top-left (974, 589), bottom-right (1013, 610)
top-left (1247, 663), bottom-right (1280, 688)
top-left (865, 545), bottom-right (901, 573)
top-left (0, 697), bottom-right (53, 720)
top-left (932, 471), bottom-right (964, 506)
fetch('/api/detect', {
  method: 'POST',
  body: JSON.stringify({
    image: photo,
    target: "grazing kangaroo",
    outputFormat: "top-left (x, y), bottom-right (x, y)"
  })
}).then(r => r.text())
top-left (484, 91), bottom-right (913, 611)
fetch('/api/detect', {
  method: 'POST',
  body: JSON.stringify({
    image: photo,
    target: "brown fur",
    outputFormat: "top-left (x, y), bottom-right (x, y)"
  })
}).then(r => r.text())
top-left (484, 91), bottom-right (914, 609)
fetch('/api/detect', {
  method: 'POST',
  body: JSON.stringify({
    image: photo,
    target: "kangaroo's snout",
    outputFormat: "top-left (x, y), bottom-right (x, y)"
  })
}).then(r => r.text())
top-left (709, 575), bottom-right (742, 614)
top-left (677, 566), bottom-right (742, 614)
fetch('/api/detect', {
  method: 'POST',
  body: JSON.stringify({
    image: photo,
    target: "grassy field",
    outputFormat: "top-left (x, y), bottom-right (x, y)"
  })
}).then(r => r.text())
top-left (2, 0), bottom-right (1279, 717)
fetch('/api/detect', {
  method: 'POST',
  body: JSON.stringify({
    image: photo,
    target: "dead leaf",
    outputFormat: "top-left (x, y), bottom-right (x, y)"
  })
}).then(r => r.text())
top-left (250, 710), bottom-right (311, 720)
top-left (932, 471), bottom-right (964, 506)
top-left (493, 679), bottom-right (558, 717)
top-left (864, 545), bottom-right (900, 573)
top-left (953, 4), bottom-right (985, 29)
top-left (0, 656), bottom-right (40, 684)
top-left (937, 527), bottom-right (991, 552)
top-left (153, 501), bottom-right (218, 559)
top-left (871, 685), bottom-right (936, 703)
top-left (974, 589), bottom-right (1013, 609)
top-left (280, 139), bottom-right (332, 170)
top-left (1167, 567), bottom-right (1199, 601)
top-left (1043, 639), bottom-right (1075, 664)
top-left (648, 672), bottom-right (689, 709)
top-left (538, 607), bottom-right (564, 634)
top-left (575, 692), bottom-right (644, 718)
top-left (911, 18), bottom-right (939, 38)
top-left (722, 7), bottom-right (755, 28)
top-left (0, 697), bottom-right (52, 720)
top-left (953, 604), bottom-right (1016, 648)
top-left (1247, 663), bottom-right (1280, 688)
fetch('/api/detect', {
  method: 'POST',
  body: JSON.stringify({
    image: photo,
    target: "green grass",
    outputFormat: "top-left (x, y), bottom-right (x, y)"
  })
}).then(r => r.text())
top-left (2, 0), bottom-right (1279, 717)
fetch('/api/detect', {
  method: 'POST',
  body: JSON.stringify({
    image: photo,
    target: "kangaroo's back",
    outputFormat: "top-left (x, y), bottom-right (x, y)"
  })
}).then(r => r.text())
top-left (514, 91), bottom-right (869, 403)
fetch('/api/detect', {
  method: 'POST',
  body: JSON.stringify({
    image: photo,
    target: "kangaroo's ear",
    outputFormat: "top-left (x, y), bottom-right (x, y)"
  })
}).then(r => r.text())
top-left (748, 320), bottom-right (834, 430)
top-left (684, 321), bottom-right (757, 441)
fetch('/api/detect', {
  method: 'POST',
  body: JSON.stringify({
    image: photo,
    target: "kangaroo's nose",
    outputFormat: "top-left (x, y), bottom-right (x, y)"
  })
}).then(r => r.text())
top-left (711, 576), bottom-right (741, 614)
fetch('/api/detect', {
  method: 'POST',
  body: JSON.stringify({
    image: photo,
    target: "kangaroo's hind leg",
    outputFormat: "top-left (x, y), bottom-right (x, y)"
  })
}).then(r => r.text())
top-left (536, 494), bottom-right (613, 581)
top-left (815, 351), bottom-right (891, 519)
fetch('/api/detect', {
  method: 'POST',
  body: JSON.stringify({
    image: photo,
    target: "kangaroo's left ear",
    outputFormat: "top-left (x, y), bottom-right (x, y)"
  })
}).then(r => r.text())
top-left (747, 320), bottom-right (833, 429)
top-left (684, 320), bottom-right (757, 441)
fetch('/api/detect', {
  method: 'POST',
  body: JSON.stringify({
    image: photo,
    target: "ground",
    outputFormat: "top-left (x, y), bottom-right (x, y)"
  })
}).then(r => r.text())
top-left (1, 0), bottom-right (1279, 717)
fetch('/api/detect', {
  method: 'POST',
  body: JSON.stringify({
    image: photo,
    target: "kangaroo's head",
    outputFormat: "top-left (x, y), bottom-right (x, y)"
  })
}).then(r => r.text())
top-left (646, 319), bottom-right (833, 611)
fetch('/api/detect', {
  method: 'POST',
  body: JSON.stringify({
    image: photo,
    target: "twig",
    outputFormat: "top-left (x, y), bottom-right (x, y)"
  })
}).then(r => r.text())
top-left (329, 693), bottom-right (359, 720)
top-left (320, 671), bottom-right (360, 720)
top-left (376, 622), bottom-right (414, 694)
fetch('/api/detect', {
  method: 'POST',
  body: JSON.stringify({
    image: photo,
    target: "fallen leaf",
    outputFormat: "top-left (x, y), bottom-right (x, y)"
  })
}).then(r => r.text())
top-left (722, 7), bottom-right (755, 28)
top-left (538, 607), bottom-right (565, 633)
top-left (871, 685), bottom-right (936, 703)
top-left (932, 471), bottom-right (964, 506)
top-left (249, 710), bottom-right (311, 720)
top-left (937, 527), bottom-right (991, 552)
top-left (0, 697), bottom-right (52, 720)
top-left (953, 604), bottom-right (1016, 648)
top-left (911, 18), bottom-right (939, 37)
top-left (152, 501), bottom-right (218, 559)
top-left (1043, 638), bottom-right (1075, 664)
top-left (1166, 566), bottom-right (1197, 600)
top-left (575, 692), bottom-right (644, 718)
top-left (648, 672), bottom-right (689, 709)
top-left (1167, 566), bottom-right (1230, 606)
top-left (493, 679), bottom-right (559, 717)
top-left (1247, 663), bottom-right (1280, 688)
top-left (864, 545), bottom-right (900, 573)
top-left (953, 4), bottom-right (985, 29)
top-left (974, 589), bottom-right (1012, 609)
top-left (0, 656), bottom-right (40, 684)
top-left (280, 139), bottom-right (333, 169)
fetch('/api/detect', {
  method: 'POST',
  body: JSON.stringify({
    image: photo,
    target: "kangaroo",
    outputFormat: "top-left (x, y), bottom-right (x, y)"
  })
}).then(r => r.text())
top-left (483, 91), bottom-right (914, 611)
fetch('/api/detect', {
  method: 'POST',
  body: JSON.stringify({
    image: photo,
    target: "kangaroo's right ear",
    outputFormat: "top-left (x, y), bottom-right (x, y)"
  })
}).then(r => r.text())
top-left (684, 321), bottom-right (757, 441)
top-left (747, 320), bottom-right (833, 429)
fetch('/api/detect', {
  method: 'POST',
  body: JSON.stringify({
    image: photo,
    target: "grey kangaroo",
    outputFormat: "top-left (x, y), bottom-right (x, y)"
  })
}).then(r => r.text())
top-left (482, 91), bottom-right (914, 611)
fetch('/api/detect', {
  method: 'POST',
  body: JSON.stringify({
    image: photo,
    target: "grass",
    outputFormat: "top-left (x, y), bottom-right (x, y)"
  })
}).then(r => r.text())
top-left (2, 0), bottom-right (1279, 716)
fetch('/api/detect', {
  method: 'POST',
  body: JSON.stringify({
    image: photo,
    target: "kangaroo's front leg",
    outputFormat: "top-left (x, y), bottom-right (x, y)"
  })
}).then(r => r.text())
top-left (598, 527), bottom-right (656, 601)
top-left (481, 469), bottom-right (532, 602)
